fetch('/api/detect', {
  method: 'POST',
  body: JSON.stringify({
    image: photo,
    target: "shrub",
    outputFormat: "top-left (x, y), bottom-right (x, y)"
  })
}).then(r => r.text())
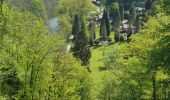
top-left (94, 39), bottom-right (100, 46)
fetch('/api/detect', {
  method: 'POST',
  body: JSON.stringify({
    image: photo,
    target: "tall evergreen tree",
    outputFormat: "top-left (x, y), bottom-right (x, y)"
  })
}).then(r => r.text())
top-left (112, 2), bottom-right (120, 27)
top-left (145, 0), bottom-right (153, 10)
top-left (72, 14), bottom-right (81, 36)
top-left (129, 4), bottom-right (136, 26)
top-left (128, 4), bottom-right (136, 34)
top-left (134, 14), bottom-right (140, 33)
top-left (103, 9), bottom-right (110, 36)
top-left (109, 2), bottom-right (119, 18)
top-left (73, 21), bottom-right (91, 66)
top-left (89, 20), bottom-right (96, 46)
top-left (100, 17), bottom-right (107, 40)
top-left (119, 2), bottom-right (124, 21)
top-left (112, 8), bottom-right (121, 42)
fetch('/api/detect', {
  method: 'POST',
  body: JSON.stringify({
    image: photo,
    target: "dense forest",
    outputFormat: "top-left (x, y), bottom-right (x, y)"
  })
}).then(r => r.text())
top-left (0, 0), bottom-right (170, 100)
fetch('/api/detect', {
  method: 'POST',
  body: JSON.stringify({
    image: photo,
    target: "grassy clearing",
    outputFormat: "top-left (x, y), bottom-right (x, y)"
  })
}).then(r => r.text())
top-left (90, 25), bottom-right (116, 98)
top-left (90, 42), bottom-right (116, 98)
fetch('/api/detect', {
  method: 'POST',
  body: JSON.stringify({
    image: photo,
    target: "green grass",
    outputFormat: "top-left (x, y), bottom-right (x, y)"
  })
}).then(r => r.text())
top-left (90, 43), bottom-right (116, 98)
top-left (90, 26), bottom-right (116, 98)
top-left (95, 26), bottom-right (100, 39)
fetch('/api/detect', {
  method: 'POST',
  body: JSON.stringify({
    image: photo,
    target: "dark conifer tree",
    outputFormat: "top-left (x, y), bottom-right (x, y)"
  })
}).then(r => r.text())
top-left (128, 4), bottom-right (136, 34)
top-left (134, 14), bottom-right (140, 33)
top-left (112, 8), bottom-right (121, 42)
top-left (128, 4), bottom-right (136, 26)
top-left (100, 17), bottom-right (107, 40)
top-left (145, 0), bottom-right (153, 10)
top-left (103, 9), bottom-right (110, 36)
top-left (72, 14), bottom-right (81, 36)
top-left (89, 20), bottom-right (96, 46)
top-left (119, 2), bottom-right (124, 21)
top-left (112, 2), bottom-right (120, 27)
top-left (73, 21), bottom-right (91, 66)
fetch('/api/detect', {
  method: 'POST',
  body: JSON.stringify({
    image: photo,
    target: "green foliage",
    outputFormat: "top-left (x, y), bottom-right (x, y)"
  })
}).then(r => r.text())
top-left (103, 9), bottom-right (110, 36)
top-left (99, 13), bottom-right (170, 99)
top-left (129, 4), bottom-right (137, 26)
top-left (106, 0), bottom-right (117, 6)
top-left (1, 0), bottom-right (170, 99)
top-left (109, 2), bottom-right (119, 17)
top-left (77, 70), bottom-right (92, 100)
top-left (0, 4), bottom-right (92, 100)
top-left (145, 0), bottom-right (153, 10)
top-left (89, 20), bottom-right (96, 46)
top-left (0, 0), bottom-right (6, 38)
top-left (56, 0), bottom-right (96, 37)
top-left (134, 14), bottom-right (140, 33)
top-left (5, 0), bottom-right (47, 19)
top-left (72, 14), bottom-right (81, 36)
top-left (29, 0), bottom-right (47, 19)
top-left (120, 2), bottom-right (124, 21)
top-left (100, 17), bottom-right (107, 39)
top-left (111, 2), bottom-right (119, 10)
top-left (99, 75), bottom-right (115, 99)
top-left (112, 5), bottom-right (121, 42)
top-left (73, 21), bottom-right (91, 66)
top-left (149, 34), bottom-right (170, 71)
top-left (49, 53), bottom-right (91, 100)
top-left (161, 0), bottom-right (170, 14)
top-left (112, 7), bottom-right (121, 30)
top-left (94, 39), bottom-right (100, 46)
